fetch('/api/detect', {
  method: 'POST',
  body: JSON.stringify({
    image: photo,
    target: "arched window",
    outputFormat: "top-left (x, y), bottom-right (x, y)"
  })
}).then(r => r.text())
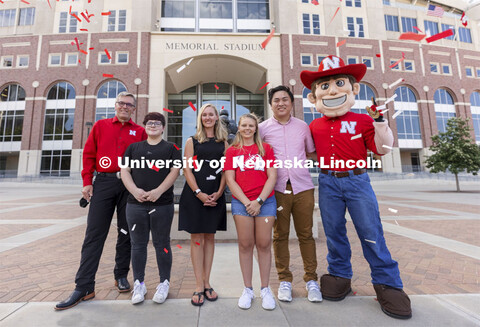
top-left (434, 89), bottom-right (456, 133)
top-left (41, 82), bottom-right (76, 176)
top-left (95, 80), bottom-right (127, 121)
top-left (394, 86), bottom-right (421, 141)
top-left (0, 84), bottom-right (25, 142)
top-left (302, 87), bottom-right (322, 125)
top-left (352, 83), bottom-right (375, 114)
top-left (470, 91), bottom-right (480, 143)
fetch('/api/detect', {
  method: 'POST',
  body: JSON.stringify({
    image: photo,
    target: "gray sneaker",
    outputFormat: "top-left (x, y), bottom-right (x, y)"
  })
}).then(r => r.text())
top-left (306, 280), bottom-right (323, 302)
top-left (277, 281), bottom-right (292, 302)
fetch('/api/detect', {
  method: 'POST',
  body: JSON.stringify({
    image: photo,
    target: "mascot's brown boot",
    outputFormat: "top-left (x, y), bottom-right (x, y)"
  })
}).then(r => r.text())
top-left (374, 284), bottom-right (412, 319)
top-left (320, 274), bottom-right (351, 301)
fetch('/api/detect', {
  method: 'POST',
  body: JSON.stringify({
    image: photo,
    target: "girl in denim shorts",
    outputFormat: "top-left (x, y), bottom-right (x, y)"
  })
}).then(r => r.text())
top-left (224, 113), bottom-right (277, 311)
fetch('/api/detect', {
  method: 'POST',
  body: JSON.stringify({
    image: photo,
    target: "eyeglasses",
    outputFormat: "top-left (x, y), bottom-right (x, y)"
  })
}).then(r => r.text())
top-left (116, 101), bottom-right (135, 108)
top-left (146, 121), bottom-right (163, 127)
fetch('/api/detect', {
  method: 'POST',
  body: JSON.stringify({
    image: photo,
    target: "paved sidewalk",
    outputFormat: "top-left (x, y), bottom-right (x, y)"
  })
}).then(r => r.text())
top-left (0, 179), bottom-right (479, 326)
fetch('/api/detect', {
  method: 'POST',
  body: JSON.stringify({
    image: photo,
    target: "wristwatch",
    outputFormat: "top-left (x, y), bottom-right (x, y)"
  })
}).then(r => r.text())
top-left (193, 189), bottom-right (201, 196)
top-left (256, 197), bottom-right (264, 205)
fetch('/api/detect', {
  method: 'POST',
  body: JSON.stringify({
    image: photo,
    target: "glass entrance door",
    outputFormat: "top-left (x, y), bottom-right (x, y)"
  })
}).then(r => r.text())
top-left (166, 83), bottom-right (265, 153)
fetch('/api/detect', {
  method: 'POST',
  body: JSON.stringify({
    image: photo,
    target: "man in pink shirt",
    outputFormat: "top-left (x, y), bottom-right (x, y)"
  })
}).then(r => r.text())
top-left (259, 85), bottom-right (322, 303)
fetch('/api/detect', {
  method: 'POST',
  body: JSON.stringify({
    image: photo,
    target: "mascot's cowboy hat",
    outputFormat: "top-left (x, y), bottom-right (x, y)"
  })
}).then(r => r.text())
top-left (300, 55), bottom-right (367, 89)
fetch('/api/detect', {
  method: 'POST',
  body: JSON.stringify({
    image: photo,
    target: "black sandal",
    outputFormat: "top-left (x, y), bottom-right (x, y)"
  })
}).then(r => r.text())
top-left (204, 288), bottom-right (218, 301)
top-left (191, 292), bottom-right (205, 306)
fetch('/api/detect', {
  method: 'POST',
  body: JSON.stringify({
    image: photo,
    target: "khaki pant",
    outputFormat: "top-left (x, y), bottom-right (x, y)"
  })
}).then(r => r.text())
top-left (273, 184), bottom-right (318, 283)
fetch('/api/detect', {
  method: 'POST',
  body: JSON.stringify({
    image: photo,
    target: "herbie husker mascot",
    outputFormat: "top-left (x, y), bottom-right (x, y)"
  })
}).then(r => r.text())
top-left (301, 55), bottom-right (411, 319)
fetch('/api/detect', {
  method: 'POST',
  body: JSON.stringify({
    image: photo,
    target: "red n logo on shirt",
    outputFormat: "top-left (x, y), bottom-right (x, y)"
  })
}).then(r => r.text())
top-left (339, 121), bottom-right (357, 134)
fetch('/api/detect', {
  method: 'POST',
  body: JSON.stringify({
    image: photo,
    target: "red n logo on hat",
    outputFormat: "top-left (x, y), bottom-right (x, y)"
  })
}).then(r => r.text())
top-left (322, 56), bottom-right (341, 71)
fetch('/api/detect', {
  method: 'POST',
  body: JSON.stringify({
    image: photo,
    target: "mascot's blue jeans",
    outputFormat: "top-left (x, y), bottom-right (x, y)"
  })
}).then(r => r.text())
top-left (318, 171), bottom-right (403, 289)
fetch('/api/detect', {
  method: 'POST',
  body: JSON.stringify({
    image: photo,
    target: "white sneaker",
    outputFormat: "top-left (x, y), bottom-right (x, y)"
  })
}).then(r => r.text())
top-left (277, 281), bottom-right (292, 302)
top-left (238, 287), bottom-right (255, 309)
top-left (131, 280), bottom-right (147, 304)
top-left (260, 287), bottom-right (276, 310)
top-left (306, 280), bottom-right (323, 302)
top-left (153, 279), bottom-right (170, 304)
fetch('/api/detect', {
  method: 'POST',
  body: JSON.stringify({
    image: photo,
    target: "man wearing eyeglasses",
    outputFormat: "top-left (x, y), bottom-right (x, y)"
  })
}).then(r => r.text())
top-left (56, 92), bottom-right (147, 310)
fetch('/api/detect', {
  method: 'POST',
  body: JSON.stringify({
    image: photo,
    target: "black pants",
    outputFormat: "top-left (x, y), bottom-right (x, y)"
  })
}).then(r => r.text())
top-left (75, 175), bottom-right (131, 292)
top-left (126, 203), bottom-right (174, 283)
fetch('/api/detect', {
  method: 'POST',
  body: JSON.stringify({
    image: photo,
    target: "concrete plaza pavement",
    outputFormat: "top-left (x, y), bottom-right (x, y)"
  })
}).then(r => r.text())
top-left (0, 178), bottom-right (479, 326)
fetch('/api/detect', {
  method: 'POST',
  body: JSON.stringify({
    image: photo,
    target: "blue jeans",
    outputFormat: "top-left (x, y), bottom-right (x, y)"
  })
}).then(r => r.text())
top-left (318, 171), bottom-right (403, 288)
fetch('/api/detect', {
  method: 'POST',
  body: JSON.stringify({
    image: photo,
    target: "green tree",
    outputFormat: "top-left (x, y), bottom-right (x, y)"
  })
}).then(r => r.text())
top-left (425, 117), bottom-right (480, 191)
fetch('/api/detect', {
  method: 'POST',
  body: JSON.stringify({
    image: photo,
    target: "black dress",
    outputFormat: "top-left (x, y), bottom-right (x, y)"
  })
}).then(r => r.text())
top-left (178, 137), bottom-right (227, 233)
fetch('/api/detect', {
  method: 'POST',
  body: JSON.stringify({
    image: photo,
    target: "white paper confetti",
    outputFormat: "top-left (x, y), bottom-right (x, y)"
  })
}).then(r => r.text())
top-left (380, 109), bottom-right (389, 114)
top-left (395, 220), bottom-right (399, 226)
top-left (206, 175), bottom-right (216, 180)
top-left (265, 218), bottom-right (269, 223)
top-left (392, 110), bottom-right (403, 119)
top-left (132, 224), bottom-right (136, 231)
top-left (384, 93), bottom-right (398, 105)
top-left (365, 239), bottom-right (376, 244)
top-left (148, 209), bottom-right (156, 214)
top-left (377, 105), bottom-right (386, 110)
top-left (388, 208), bottom-right (398, 213)
top-left (176, 64), bottom-right (186, 73)
top-left (388, 78), bottom-right (404, 89)
top-left (186, 58), bottom-right (194, 65)
top-left (120, 228), bottom-right (128, 235)
top-left (382, 145), bottom-right (393, 150)
top-left (277, 206), bottom-right (283, 211)
top-left (351, 134), bottom-right (362, 140)
top-left (215, 167), bottom-right (223, 175)
top-left (284, 190), bottom-right (292, 194)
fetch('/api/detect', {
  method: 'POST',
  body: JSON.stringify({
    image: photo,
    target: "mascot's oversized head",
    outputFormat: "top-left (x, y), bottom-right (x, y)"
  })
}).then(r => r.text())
top-left (300, 55), bottom-right (367, 118)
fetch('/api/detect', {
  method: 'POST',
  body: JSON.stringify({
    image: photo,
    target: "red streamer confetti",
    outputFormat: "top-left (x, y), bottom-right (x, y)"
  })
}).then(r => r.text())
top-left (192, 155), bottom-right (198, 170)
top-left (81, 12), bottom-right (90, 23)
top-left (173, 144), bottom-right (180, 150)
top-left (20, 0), bottom-right (30, 4)
top-left (176, 244), bottom-right (182, 249)
top-left (413, 26), bottom-right (424, 34)
top-left (261, 28), bottom-right (275, 49)
top-left (336, 40), bottom-right (346, 47)
top-left (78, 59), bottom-right (81, 63)
top-left (426, 29), bottom-right (453, 43)
top-left (89, 47), bottom-right (94, 50)
top-left (195, 242), bottom-right (200, 246)
top-left (189, 102), bottom-right (197, 111)
top-left (214, 84), bottom-right (219, 90)
top-left (80, 50), bottom-right (88, 55)
top-left (389, 52), bottom-right (405, 69)
top-left (163, 108), bottom-right (173, 113)
top-left (376, 53), bottom-right (381, 57)
top-left (74, 37), bottom-right (80, 50)
top-left (46, 0), bottom-right (51, 8)
top-left (164, 248), bottom-right (169, 254)
top-left (399, 32), bottom-right (425, 42)
top-left (151, 165), bottom-right (159, 172)
top-left (103, 73), bottom-right (114, 78)
top-left (0, 1), bottom-right (4, 3)
top-left (259, 82), bottom-right (269, 90)
top-left (312, 0), bottom-right (319, 5)
top-left (329, 7), bottom-right (341, 25)
top-left (101, 11), bottom-right (111, 16)
top-left (80, 29), bottom-right (88, 31)
top-left (353, 291), bottom-right (357, 295)
top-left (71, 13), bottom-right (82, 22)
top-left (104, 48), bottom-right (111, 60)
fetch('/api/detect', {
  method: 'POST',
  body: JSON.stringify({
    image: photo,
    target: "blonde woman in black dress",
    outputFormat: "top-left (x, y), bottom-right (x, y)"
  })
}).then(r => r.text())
top-left (179, 103), bottom-right (228, 306)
